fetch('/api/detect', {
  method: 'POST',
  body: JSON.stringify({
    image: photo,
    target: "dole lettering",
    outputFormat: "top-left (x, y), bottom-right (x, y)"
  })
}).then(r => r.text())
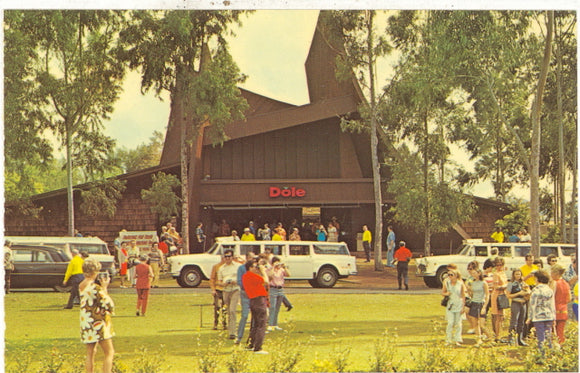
top-left (269, 186), bottom-right (306, 198)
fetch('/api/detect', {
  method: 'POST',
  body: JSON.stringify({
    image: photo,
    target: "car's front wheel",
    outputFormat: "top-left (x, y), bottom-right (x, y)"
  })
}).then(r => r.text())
top-left (316, 266), bottom-right (338, 288)
top-left (423, 276), bottom-right (439, 288)
top-left (179, 267), bottom-right (202, 288)
top-left (308, 279), bottom-right (320, 288)
top-left (436, 267), bottom-right (448, 288)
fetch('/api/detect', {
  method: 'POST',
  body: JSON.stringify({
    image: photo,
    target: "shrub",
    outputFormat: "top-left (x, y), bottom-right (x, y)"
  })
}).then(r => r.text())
top-left (225, 347), bottom-right (251, 373)
top-left (409, 321), bottom-right (454, 372)
top-left (131, 345), bottom-right (169, 373)
top-left (196, 334), bottom-right (225, 373)
top-left (266, 326), bottom-right (306, 373)
top-left (368, 328), bottom-right (400, 372)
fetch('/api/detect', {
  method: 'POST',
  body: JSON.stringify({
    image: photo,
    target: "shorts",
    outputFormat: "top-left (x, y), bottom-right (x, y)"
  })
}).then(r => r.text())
top-left (468, 302), bottom-right (486, 318)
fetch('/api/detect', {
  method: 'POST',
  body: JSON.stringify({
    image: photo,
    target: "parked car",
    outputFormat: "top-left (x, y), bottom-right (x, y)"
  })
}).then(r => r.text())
top-left (6, 236), bottom-right (117, 276)
top-left (167, 240), bottom-right (358, 288)
top-left (416, 239), bottom-right (576, 288)
top-left (11, 244), bottom-right (72, 292)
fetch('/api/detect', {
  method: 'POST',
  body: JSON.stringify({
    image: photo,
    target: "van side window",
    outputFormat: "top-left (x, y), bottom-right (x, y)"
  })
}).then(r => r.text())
top-left (541, 246), bottom-right (558, 257)
top-left (314, 244), bottom-right (349, 255)
top-left (475, 246), bottom-right (488, 256)
top-left (240, 245), bottom-right (259, 256)
top-left (498, 247), bottom-right (512, 257)
top-left (265, 245), bottom-right (284, 256)
top-left (13, 249), bottom-right (32, 262)
top-left (289, 245), bottom-right (310, 256)
top-left (34, 250), bottom-right (53, 263)
top-left (514, 246), bottom-right (530, 257)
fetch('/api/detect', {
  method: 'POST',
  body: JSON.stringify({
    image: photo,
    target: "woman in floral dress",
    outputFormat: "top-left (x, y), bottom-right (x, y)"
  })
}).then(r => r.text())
top-left (79, 258), bottom-right (115, 373)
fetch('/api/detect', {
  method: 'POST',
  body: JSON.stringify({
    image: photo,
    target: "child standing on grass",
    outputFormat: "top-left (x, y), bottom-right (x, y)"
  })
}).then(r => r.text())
top-left (467, 268), bottom-right (489, 345)
top-left (527, 269), bottom-right (555, 358)
top-left (135, 255), bottom-right (153, 316)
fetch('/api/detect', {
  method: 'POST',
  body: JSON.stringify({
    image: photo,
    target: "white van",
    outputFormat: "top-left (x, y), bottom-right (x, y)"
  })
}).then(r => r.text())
top-left (416, 239), bottom-right (576, 288)
top-left (6, 236), bottom-right (117, 276)
top-left (167, 240), bottom-right (358, 288)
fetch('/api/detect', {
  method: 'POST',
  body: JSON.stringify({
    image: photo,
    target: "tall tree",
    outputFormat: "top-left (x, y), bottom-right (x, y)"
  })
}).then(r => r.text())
top-left (404, 11), bottom-right (558, 255)
top-left (4, 11), bottom-right (53, 202)
top-left (426, 11), bottom-right (538, 201)
top-left (321, 10), bottom-right (391, 270)
top-left (385, 10), bottom-right (477, 255)
top-left (119, 10), bottom-right (249, 253)
top-left (16, 10), bottom-right (127, 235)
top-left (541, 11), bottom-right (577, 242)
top-left (529, 11), bottom-right (554, 256)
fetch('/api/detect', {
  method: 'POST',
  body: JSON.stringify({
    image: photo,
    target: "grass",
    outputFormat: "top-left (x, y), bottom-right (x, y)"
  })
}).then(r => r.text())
top-left (4, 291), bottom-right (579, 372)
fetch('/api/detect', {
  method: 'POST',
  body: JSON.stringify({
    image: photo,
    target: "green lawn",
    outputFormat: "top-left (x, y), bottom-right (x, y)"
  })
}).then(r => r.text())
top-left (4, 291), bottom-right (578, 372)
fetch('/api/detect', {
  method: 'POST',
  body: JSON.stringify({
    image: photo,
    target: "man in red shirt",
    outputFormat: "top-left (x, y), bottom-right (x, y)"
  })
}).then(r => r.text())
top-left (394, 241), bottom-right (413, 290)
top-left (242, 259), bottom-right (269, 354)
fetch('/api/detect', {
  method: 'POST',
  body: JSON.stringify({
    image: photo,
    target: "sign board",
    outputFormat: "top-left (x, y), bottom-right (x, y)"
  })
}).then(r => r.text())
top-left (117, 231), bottom-right (159, 253)
top-left (302, 207), bottom-right (321, 218)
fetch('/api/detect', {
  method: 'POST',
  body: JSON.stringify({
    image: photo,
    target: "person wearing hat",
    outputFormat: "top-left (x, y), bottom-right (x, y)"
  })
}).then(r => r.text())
top-left (63, 248), bottom-right (85, 309)
top-left (135, 254), bottom-right (153, 316)
top-left (241, 228), bottom-right (256, 241)
top-left (394, 241), bottom-right (413, 290)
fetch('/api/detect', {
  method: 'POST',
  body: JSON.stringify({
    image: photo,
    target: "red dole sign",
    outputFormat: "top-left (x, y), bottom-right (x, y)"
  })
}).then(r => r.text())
top-left (269, 186), bottom-right (306, 198)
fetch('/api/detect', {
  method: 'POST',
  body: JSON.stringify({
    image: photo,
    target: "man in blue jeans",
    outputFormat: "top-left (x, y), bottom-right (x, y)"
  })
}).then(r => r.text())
top-left (235, 251), bottom-right (256, 345)
top-left (386, 226), bottom-right (396, 267)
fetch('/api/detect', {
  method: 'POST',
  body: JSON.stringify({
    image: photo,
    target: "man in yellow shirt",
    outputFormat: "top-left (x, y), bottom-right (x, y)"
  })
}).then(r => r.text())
top-left (362, 225), bottom-right (372, 263)
top-left (490, 227), bottom-right (504, 243)
top-left (521, 254), bottom-right (538, 288)
top-left (241, 228), bottom-right (255, 241)
top-left (63, 249), bottom-right (85, 309)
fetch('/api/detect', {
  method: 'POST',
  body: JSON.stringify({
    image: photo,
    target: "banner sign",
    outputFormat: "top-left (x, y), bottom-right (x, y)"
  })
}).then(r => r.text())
top-left (117, 231), bottom-right (159, 252)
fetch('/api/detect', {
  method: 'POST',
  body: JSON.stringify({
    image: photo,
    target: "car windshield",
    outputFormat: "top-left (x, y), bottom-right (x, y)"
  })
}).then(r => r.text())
top-left (207, 243), bottom-right (220, 254)
top-left (458, 244), bottom-right (474, 256)
top-left (70, 243), bottom-right (109, 255)
top-left (313, 244), bottom-right (349, 255)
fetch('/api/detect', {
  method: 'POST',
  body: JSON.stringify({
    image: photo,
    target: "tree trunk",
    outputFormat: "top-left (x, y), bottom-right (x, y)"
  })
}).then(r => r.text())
top-left (423, 114), bottom-right (431, 256)
top-left (66, 125), bottom-right (75, 236)
top-left (530, 11), bottom-right (553, 257)
top-left (180, 100), bottom-right (190, 254)
top-left (556, 24), bottom-right (567, 242)
top-left (367, 11), bottom-right (383, 271)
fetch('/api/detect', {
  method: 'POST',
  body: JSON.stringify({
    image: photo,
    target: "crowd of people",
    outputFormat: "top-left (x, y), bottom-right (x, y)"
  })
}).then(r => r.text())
top-left (441, 251), bottom-right (578, 361)
top-left (208, 217), bottom-right (344, 245)
top-left (491, 227), bottom-right (532, 243)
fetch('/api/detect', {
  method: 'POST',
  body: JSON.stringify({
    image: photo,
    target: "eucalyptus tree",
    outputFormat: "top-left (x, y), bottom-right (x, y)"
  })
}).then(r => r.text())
top-left (7, 10), bottom-right (127, 235)
top-left (319, 10), bottom-right (392, 270)
top-left (119, 10), bottom-right (249, 253)
top-left (428, 11), bottom-right (539, 201)
top-left (540, 11), bottom-right (577, 242)
top-left (410, 10), bottom-right (555, 256)
top-left (384, 10), bottom-right (477, 256)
